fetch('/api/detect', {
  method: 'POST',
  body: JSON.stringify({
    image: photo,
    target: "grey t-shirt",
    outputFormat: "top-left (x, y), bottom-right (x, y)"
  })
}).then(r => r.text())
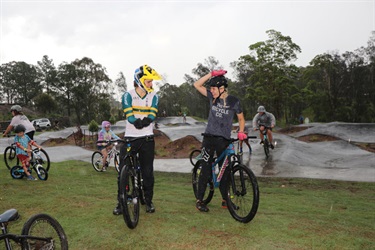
top-left (204, 90), bottom-right (242, 139)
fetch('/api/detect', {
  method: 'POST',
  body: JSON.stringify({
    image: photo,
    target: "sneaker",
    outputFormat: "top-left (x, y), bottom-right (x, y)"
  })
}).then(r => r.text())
top-left (221, 200), bottom-right (228, 208)
top-left (222, 199), bottom-right (239, 210)
top-left (270, 144), bottom-right (274, 149)
top-left (102, 166), bottom-right (107, 172)
top-left (196, 200), bottom-right (209, 212)
top-left (113, 204), bottom-right (122, 215)
top-left (27, 175), bottom-right (37, 181)
top-left (146, 202), bottom-right (155, 213)
top-left (260, 140), bottom-right (264, 145)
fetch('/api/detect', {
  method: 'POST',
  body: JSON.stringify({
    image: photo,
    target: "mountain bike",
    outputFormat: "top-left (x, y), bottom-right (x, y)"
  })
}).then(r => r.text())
top-left (256, 126), bottom-right (275, 158)
top-left (92, 141), bottom-right (120, 172)
top-left (10, 147), bottom-right (49, 181)
top-left (4, 142), bottom-right (50, 172)
top-left (189, 136), bottom-right (256, 165)
top-left (192, 134), bottom-right (259, 223)
top-left (118, 136), bottom-right (153, 229)
top-left (0, 208), bottom-right (68, 249)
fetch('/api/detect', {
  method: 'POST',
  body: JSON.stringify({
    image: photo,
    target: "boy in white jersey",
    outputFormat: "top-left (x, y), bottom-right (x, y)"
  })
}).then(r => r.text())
top-left (113, 65), bottom-right (161, 215)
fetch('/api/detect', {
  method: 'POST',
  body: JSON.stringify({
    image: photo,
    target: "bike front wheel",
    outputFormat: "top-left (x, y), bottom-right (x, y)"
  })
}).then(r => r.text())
top-left (4, 146), bottom-right (19, 170)
top-left (33, 148), bottom-right (51, 172)
top-left (226, 163), bottom-right (259, 223)
top-left (119, 165), bottom-right (140, 229)
top-left (91, 151), bottom-right (104, 172)
top-left (263, 139), bottom-right (270, 158)
top-left (35, 165), bottom-right (48, 181)
top-left (10, 165), bottom-right (24, 179)
top-left (21, 213), bottom-right (68, 250)
top-left (192, 159), bottom-right (214, 205)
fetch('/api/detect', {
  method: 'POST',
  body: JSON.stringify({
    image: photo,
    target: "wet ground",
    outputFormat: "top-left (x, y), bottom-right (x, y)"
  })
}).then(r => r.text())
top-left (1, 118), bottom-right (374, 182)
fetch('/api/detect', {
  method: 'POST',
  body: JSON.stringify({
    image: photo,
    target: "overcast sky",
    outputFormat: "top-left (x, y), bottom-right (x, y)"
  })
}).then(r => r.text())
top-left (1, 0), bottom-right (374, 90)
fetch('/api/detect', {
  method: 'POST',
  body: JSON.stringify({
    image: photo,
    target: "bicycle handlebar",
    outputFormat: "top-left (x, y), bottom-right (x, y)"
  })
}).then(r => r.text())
top-left (97, 135), bottom-right (154, 144)
top-left (202, 133), bottom-right (256, 142)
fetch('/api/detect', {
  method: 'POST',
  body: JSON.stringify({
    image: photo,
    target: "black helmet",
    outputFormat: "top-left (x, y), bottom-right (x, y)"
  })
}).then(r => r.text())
top-left (209, 76), bottom-right (228, 88)
top-left (14, 124), bottom-right (26, 133)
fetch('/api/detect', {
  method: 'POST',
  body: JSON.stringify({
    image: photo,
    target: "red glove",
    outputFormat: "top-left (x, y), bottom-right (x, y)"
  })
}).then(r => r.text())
top-left (211, 70), bottom-right (227, 77)
top-left (238, 132), bottom-right (247, 141)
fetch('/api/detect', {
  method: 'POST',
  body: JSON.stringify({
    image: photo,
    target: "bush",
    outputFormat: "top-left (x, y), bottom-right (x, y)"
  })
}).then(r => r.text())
top-left (88, 120), bottom-right (99, 133)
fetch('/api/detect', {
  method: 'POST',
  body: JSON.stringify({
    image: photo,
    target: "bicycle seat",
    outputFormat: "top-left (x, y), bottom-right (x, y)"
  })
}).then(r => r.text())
top-left (0, 209), bottom-right (19, 223)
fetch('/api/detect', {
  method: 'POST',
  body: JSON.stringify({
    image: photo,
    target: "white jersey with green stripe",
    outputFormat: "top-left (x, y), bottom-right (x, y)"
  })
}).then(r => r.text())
top-left (121, 89), bottom-right (159, 137)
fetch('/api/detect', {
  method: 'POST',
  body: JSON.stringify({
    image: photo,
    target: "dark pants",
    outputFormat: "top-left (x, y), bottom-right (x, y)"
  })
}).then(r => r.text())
top-left (26, 131), bottom-right (35, 140)
top-left (197, 136), bottom-right (230, 201)
top-left (117, 137), bottom-right (155, 205)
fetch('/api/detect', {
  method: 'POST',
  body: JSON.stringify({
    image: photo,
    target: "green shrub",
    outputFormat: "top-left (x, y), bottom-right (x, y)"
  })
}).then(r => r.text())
top-left (88, 120), bottom-right (99, 133)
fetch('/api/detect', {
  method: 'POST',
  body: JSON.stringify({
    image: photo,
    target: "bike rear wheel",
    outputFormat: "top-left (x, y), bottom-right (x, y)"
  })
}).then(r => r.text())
top-left (119, 165), bottom-right (140, 229)
top-left (4, 146), bottom-right (19, 170)
top-left (189, 149), bottom-right (202, 166)
top-left (226, 163), bottom-right (259, 223)
top-left (10, 165), bottom-right (24, 179)
top-left (91, 151), bottom-right (104, 172)
top-left (192, 159), bottom-right (214, 205)
top-left (21, 213), bottom-right (68, 250)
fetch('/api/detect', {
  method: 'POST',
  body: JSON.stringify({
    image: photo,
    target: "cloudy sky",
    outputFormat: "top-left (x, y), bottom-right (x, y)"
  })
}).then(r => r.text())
top-left (1, 0), bottom-right (374, 89)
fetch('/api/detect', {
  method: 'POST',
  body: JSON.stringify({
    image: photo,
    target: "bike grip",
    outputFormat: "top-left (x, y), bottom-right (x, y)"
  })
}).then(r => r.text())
top-left (247, 136), bottom-right (257, 139)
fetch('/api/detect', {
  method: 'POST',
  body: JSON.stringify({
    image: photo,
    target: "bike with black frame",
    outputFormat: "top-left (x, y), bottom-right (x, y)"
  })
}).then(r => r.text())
top-left (0, 208), bottom-right (68, 249)
top-left (255, 124), bottom-right (275, 158)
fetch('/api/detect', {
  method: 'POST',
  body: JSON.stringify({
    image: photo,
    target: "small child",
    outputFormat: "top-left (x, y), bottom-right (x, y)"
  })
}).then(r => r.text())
top-left (97, 121), bottom-right (120, 171)
top-left (14, 124), bottom-right (42, 180)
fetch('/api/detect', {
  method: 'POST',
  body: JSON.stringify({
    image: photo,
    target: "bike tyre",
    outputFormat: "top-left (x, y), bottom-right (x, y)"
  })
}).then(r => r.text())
top-left (10, 165), bottom-right (24, 179)
top-left (21, 213), bottom-right (68, 250)
top-left (36, 165), bottom-right (48, 181)
top-left (264, 139), bottom-right (270, 158)
top-left (192, 159), bottom-right (214, 205)
top-left (119, 165), bottom-right (140, 229)
top-left (4, 146), bottom-right (19, 170)
top-left (91, 151), bottom-right (103, 172)
top-left (189, 149), bottom-right (202, 166)
top-left (226, 163), bottom-right (259, 223)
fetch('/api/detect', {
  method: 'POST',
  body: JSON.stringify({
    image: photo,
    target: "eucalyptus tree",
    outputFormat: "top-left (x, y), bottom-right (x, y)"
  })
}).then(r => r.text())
top-left (233, 29), bottom-right (302, 122)
top-left (0, 61), bottom-right (42, 106)
top-left (37, 55), bottom-right (58, 95)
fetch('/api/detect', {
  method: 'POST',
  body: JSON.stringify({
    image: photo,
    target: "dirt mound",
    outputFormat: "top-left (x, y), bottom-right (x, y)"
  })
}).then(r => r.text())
top-left (277, 126), bottom-right (310, 134)
top-left (297, 134), bottom-right (339, 142)
top-left (160, 135), bottom-right (201, 159)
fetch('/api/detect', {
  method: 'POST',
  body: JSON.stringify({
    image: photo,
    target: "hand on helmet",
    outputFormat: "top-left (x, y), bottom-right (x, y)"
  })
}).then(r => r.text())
top-left (211, 70), bottom-right (227, 77)
top-left (134, 119), bottom-right (143, 129)
top-left (238, 132), bottom-right (247, 141)
top-left (142, 117), bottom-right (152, 127)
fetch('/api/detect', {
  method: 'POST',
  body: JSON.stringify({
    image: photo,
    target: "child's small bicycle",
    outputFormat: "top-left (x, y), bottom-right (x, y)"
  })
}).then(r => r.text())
top-left (10, 147), bottom-right (49, 181)
top-left (92, 141), bottom-right (120, 172)
top-left (0, 208), bottom-right (68, 249)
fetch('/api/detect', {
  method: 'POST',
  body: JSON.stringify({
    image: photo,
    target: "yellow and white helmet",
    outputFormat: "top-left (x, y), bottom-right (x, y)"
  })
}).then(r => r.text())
top-left (134, 65), bottom-right (161, 93)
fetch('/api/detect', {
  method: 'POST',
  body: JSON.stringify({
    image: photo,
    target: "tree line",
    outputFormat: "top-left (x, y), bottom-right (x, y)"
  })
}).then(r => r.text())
top-left (1, 29), bottom-right (374, 126)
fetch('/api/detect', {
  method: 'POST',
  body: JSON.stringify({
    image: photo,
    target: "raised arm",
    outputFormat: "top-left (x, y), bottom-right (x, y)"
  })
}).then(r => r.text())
top-left (193, 73), bottom-right (211, 97)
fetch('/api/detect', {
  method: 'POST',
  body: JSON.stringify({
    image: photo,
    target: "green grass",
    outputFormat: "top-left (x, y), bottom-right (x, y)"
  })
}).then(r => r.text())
top-left (1, 160), bottom-right (374, 250)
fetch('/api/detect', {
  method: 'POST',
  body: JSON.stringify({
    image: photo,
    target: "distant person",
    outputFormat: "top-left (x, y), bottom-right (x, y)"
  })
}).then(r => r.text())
top-left (193, 69), bottom-right (246, 212)
top-left (3, 105), bottom-right (35, 139)
top-left (183, 112), bottom-right (187, 123)
top-left (13, 124), bottom-right (42, 181)
top-left (97, 121), bottom-right (120, 172)
top-left (113, 64), bottom-right (161, 215)
top-left (299, 114), bottom-right (304, 124)
top-left (252, 106), bottom-right (276, 149)
top-left (304, 117), bottom-right (310, 124)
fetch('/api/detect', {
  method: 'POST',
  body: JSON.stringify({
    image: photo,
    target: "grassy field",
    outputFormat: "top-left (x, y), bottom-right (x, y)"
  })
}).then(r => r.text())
top-left (1, 159), bottom-right (374, 250)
